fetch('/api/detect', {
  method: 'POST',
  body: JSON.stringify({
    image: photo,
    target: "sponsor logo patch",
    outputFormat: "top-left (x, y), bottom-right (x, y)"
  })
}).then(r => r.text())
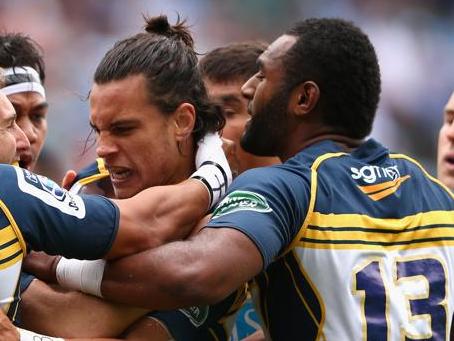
top-left (350, 165), bottom-right (410, 201)
top-left (212, 190), bottom-right (272, 219)
top-left (15, 168), bottom-right (86, 218)
top-left (179, 305), bottom-right (209, 327)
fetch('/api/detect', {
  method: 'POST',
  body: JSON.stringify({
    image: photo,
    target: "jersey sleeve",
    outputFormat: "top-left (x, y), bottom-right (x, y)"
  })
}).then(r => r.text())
top-left (0, 165), bottom-right (119, 259)
top-left (206, 165), bottom-right (311, 268)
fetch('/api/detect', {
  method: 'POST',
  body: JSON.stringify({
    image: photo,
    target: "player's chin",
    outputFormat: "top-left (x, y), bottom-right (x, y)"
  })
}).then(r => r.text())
top-left (111, 182), bottom-right (141, 199)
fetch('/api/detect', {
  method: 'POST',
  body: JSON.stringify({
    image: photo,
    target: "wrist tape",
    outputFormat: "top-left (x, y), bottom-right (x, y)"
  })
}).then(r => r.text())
top-left (190, 161), bottom-right (229, 210)
top-left (56, 258), bottom-right (105, 297)
top-left (19, 328), bottom-right (64, 341)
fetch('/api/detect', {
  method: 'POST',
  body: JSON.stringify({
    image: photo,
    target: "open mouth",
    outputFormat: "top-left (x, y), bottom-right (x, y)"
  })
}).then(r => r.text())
top-left (443, 155), bottom-right (454, 172)
top-left (107, 167), bottom-right (132, 182)
top-left (446, 156), bottom-right (454, 165)
top-left (19, 154), bottom-right (33, 170)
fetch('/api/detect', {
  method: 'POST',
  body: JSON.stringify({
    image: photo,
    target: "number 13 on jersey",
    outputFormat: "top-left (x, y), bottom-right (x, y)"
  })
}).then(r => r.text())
top-left (352, 255), bottom-right (448, 340)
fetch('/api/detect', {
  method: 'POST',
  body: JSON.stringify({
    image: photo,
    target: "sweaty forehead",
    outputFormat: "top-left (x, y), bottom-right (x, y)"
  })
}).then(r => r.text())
top-left (260, 35), bottom-right (297, 67)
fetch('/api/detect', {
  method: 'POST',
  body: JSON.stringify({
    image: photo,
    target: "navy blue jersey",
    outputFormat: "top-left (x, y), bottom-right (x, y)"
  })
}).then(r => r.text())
top-left (148, 287), bottom-right (246, 341)
top-left (207, 139), bottom-right (454, 340)
top-left (17, 158), bottom-right (112, 320)
top-left (69, 158), bottom-right (111, 195)
top-left (0, 164), bottom-right (119, 318)
top-left (0, 165), bottom-right (119, 258)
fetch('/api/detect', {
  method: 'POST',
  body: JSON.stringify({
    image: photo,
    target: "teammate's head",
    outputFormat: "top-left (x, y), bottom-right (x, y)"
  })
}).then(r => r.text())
top-left (0, 33), bottom-right (48, 170)
top-left (437, 90), bottom-right (454, 190)
top-left (241, 18), bottom-right (381, 159)
top-left (0, 68), bottom-right (30, 165)
top-left (89, 15), bottom-right (224, 198)
top-left (199, 41), bottom-right (280, 173)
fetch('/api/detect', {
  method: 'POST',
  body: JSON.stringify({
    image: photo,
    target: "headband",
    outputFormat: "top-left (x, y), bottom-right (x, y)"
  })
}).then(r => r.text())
top-left (1, 66), bottom-right (46, 98)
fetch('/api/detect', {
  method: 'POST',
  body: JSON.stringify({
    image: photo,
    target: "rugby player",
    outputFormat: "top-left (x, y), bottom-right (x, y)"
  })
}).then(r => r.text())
top-left (18, 15), bottom-right (235, 340)
top-left (22, 41), bottom-right (275, 341)
top-left (0, 25), bottom-right (231, 338)
top-left (118, 41), bottom-right (281, 341)
top-left (0, 33), bottom-right (47, 171)
top-left (41, 18), bottom-right (454, 340)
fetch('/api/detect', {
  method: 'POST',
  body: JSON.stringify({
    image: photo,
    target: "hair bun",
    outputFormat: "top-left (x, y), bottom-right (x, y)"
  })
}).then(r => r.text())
top-left (144, 14), bottom-right (194, 49)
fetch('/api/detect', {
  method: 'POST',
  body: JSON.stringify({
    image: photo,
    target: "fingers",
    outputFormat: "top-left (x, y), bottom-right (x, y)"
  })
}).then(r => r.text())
top-left (61, 170), bottom-right (77, 189)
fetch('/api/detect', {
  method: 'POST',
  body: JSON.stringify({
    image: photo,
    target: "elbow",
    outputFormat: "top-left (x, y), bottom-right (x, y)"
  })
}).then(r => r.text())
top-left (161, 258), bottom-right (236, 306)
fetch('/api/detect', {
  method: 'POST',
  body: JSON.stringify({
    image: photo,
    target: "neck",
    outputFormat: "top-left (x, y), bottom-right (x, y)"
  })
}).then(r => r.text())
top-left (279, 133), bottom-right (363, 162)
top-left (169, 139), bottom-right (197, 184)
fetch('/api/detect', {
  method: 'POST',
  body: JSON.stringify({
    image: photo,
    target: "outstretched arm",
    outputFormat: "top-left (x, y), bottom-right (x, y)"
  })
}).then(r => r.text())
top-left (19, 279), bottom-right (146, 338)
top-left (106, 179), bottom-right (210, 259)
top-left (101, 227), bottom-right (263, 309)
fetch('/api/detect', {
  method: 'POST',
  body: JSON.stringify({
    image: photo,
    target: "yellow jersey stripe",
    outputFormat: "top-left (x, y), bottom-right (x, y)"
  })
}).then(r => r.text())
top-left (96, 158), bottom-right (108, 174)
top-left (296, 239), bottom-right (454, 250)
top-left (76, 158), bottom-right (110, 186)
top-left (287, 152), bottom-right (347, 251)
top-left (0, 225), bottom-right (19, 243)
top-left (0, 239), bottom-right (21, 258)
top-left (357, 175), bottom-right (410, 194)
top-left (308, 210), bottom-right (454, 230)
top-left (288, 251), bottom-right (326, 340)
top-left (0, 249), bottom-right (22, 270)
top-left (78, 173), bottom-right (110, 186)
top-left (367, 176), bottom-right (409, 201)
top-left (0, 200), bottom-right (26, 255)
top-left (304, 226), bottom-right (454, 243)
top-left (391, 153), bottom-right (454, 199)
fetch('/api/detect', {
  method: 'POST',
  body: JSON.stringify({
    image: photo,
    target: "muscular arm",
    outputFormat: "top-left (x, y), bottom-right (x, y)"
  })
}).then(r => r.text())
top-left (105, 179), bottom-right (209, 259)
top-left (19, 279), bottom-right (146, 338)
top-left (101, 227), bottom-right (263, 309)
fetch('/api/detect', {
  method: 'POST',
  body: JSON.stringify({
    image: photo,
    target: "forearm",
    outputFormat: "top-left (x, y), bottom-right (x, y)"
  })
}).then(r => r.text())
top-left (108, 179), bottom-right (209, 259)
top-left (101, 228), bottom-right (263, 310)
top-left (20, 280), bottom-right (147, 338)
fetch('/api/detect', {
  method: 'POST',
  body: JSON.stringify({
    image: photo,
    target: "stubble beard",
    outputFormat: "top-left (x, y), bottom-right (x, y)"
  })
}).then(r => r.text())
top-left (240, 91), bottom-right (290, 157)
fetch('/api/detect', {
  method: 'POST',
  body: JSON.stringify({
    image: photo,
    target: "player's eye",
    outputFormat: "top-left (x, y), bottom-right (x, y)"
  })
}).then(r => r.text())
top-left (255, 72), bottom-right (265, 81)
top-left (111, 125), bottom-right (135, 135)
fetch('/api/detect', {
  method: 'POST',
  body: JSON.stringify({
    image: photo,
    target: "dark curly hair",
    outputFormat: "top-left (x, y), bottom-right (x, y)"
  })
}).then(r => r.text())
top-left (0, 32), bottom-right (45, 83)
top-left (284, 18), bottom-right (381, 139)
top-left (199, 41), bottom-right (268, 84)
top-left (94, 15), bottom-right (225, 144)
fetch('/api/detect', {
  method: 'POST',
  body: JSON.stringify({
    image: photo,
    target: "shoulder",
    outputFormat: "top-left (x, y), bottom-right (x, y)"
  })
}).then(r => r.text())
top-left (0, 164), bottom-right (18, 177)
top-left (232, 163), bottom-right (311, 191)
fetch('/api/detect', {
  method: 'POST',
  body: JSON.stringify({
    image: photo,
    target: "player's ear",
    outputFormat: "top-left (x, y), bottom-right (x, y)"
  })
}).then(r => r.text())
top-left (289, 81), bottom-right (320, 117)
top-left (173, 102), bottom-right (196, 141)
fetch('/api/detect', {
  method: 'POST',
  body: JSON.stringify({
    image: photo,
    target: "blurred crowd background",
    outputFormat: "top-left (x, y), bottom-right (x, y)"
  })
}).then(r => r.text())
top-left (1, 0), bottom-right (453, 181)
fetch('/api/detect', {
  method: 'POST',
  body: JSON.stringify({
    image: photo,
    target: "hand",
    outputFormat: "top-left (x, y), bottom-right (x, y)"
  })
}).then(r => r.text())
top-left (61, 169), bottom-right (77, 190)
top-left (0, 310), bottom-right (19, 341)
top-left (23, 251), bottom-right (60, 284)
top-left (191, 132), bottom-right (232, 209)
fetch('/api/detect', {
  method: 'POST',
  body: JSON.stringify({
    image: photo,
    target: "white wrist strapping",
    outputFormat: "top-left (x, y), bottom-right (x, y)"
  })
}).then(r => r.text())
top-left (190, 133), bottom-right (232, 209)
top-left (56, 257), bottom-right (105, 297)
top-left (18, 328), bottom-right (64, 341)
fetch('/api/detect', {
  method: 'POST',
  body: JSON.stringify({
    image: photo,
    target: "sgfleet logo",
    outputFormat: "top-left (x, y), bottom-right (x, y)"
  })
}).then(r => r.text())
top-left (351, 165), bottom-right (400, 183)
top-left (350, 165), bottom-right (410, 201)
